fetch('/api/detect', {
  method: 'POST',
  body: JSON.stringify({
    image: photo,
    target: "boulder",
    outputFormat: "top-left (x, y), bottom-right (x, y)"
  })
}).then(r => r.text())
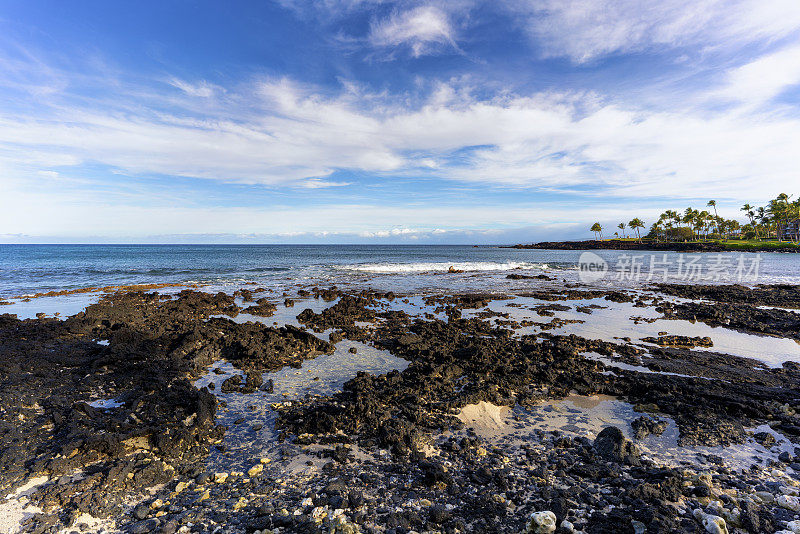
top-left (594, 426), bottom-right (641, 465)
top-left (526, 511), bottom-right (557, 533)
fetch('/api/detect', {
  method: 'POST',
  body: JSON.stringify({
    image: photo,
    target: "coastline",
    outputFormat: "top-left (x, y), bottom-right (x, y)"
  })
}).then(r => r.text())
top-left (508, 240), bottom-right (800, 253)
top-left (1, 278), bottom-right (800, 533)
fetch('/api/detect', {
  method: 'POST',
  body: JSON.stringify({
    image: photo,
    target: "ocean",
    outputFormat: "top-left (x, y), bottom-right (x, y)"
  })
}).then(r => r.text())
top-left (1, 244), bottom-right (799, 299)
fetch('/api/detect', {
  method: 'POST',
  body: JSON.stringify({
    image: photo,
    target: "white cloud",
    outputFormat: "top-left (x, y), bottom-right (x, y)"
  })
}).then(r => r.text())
top-left (278, 0), bottom-right (387, 18)
top-left (715, 44), bottom-right (800, 107)
top-left (368, 6), bottom-right (457, 57)
top-left (169, 78), bottom-right (217, 98)
top-left (298, 178), bottom-right (352, 188)
top-left (2, 71), bottom-right (799, 203)
top-left (512, 0), bottom-right (800, 63)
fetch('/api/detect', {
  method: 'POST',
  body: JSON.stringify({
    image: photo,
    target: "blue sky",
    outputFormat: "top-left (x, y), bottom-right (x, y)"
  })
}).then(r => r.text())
top-left (1, 0), bottom-right (799, 243)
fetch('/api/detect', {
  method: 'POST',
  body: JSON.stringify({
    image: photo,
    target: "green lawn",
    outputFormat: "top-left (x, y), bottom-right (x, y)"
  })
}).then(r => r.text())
top-left (599, 237), bottom-right (799, 251)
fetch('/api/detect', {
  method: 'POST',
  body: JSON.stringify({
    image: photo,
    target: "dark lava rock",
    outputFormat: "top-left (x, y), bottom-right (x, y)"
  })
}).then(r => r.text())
top-left (0, 288), bottom-right (338, 532)
top-left (261, 378), bottom-right (274, 393)
top-left (506, 273), bottom-right (551, 280)
top-left (6, 285), bottom-right (800, 534)
top-left (640, 335), bottom-right (713, 348)
top-left (297, 295), bottom-right (376, 333)
top-left (243, 298), bottom-right (277, 317)
top-left (132, 504), bottom-right (149, 520)
top-left (653, 283), bottom-right (800, 308)
top-left (429, 505), bottom-right (452, 524)
top-left (129, 519), bottom-right (158, 534)
top-left (753, 431), bottom-right (776, 448)
top-left (323, 479), bottom-right (348, 496)
top-left (660, 300), bottom-right (800, 340)
top-left (740, 500), bottom-right (775, 533)
top-left (631, 415), bottom-right (668, 440)
top-left (593, 427), bottom-right (641, 465)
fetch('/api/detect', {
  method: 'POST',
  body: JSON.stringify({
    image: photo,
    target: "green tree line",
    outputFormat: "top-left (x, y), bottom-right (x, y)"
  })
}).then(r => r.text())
top-left (589, 193), bottom-right (800, 243)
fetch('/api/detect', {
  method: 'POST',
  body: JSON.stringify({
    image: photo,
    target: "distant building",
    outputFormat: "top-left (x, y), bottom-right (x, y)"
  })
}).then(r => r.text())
top-left (778, 219), bottom-right (800, 241)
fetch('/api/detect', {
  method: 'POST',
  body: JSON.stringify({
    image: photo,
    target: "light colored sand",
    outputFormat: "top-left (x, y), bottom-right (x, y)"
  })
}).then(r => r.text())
top-left (457, 401), bottom-right (512, 437)
top-left (0, 477), bottom-right (118, 534)
top-left (0, 476), bottom-right (47, 534)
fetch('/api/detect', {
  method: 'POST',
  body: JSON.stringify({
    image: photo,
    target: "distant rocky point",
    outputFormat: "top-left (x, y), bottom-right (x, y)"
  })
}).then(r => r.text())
top-left (508, 240), bottom-right (798, 252)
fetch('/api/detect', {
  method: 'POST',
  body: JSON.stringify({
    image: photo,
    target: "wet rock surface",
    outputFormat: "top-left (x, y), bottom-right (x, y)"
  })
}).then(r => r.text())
top-left (641, 334), bottom-right (714, 348)
top-left (282, 292), bottom-right (800, 450)
top-left (0, 290), bottom-right (332, 531)
top-left (652, 283), bottom-right (800, 308)
top-left (242, 298), bottom-right (277, 317)
top-left (2, 283), bottom-right (800, 533)
top-left (113, 422), bottom-right (800, 534)
top-left (631, 415), bottom-right (668, 440)
top-left (659, 300), bottom-right (800, 340)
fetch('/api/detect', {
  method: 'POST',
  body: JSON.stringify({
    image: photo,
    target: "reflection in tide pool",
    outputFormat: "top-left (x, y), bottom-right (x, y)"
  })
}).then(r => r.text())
top-left (455, 395), bottom-right (799, 471)
top-left (472, 296), bottom-right (800, 368)
top-left (194, 337), bottom-right (408, 471)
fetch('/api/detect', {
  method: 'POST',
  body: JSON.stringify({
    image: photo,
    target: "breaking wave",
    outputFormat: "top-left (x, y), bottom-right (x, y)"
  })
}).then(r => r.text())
top-left (337, 261), bottom-right (550, 274)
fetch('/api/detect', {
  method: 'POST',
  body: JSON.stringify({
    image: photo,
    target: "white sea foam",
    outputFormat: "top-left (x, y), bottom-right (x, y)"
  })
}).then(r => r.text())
top-left (338, 261), bottom-right (549, 274)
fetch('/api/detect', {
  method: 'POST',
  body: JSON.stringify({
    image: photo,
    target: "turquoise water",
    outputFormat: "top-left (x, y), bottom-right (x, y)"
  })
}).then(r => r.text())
top-left (0, 244), bottom-right (798, 298)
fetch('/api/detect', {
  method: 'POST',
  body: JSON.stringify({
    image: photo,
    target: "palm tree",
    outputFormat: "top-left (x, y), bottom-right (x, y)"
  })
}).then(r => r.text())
top-left (628, 218), bottom-right (644, 242)
top-left (682, 208), bottom-right (696, 239)
top-left (769, 197), bottom-right (788, 241)
top-left (663, 210), bottom-right (678, 241)
top-left (727, 219), bottom-right (741, 238)
top-left (693, 210), bottom-right (709, 240)
top-left (649, 221), bottom-right (660, 242)
top-left (771, 193), bottom-right (794, 241)
top-left (590, 222), bottom-right (603, 241)
top-left (791, 199), bottom-right (800, 243)
top-left (617, 222), bottom-right (626, 238)
top-left (741, 203), bottom-right (758, 240)
top-left (757, 207), bottom-right (768, 238)
top-left (707, 200), bottom-right (721, 238)
top-left (670, 210), bottom-right (681, 232)
top-left (656, 213), bottom-right (670, 242)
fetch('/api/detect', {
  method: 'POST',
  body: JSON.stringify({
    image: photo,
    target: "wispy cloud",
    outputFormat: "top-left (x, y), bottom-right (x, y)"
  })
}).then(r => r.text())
top-left (169, 78), bottom-right (218, 98)
top-left (714, 43), bottom-right (800, 108)
top-left (368, 6), bottom-right (458, 57)
top-left (298, 178), bottom-right (352, 188)
top-left (277, 0), bottom-right (388, 19)
top-left (512, 0), bottom-right (800, 63)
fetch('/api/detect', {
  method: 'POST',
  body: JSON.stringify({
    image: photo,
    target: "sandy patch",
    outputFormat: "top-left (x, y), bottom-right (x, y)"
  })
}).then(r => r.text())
top-left (0, 476), bottom-right (48, 534)
top-left (457, 401), bottom-right (512, 437)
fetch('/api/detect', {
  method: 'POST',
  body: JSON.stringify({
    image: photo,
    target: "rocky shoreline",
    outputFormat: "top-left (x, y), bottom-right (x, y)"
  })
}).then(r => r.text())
top-left (1, 282), bottom-right (800, 533)
top-left (509, 240), bottom-right (800, 253)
